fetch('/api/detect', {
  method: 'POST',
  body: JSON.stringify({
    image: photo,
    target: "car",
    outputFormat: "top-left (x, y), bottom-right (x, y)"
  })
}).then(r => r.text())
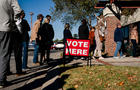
top-left (55, 42), bottom-right (64, 50)
top-left (51, 43), bottom-right (56, 50)
top-left (28, 43), bottom-right (34, 50)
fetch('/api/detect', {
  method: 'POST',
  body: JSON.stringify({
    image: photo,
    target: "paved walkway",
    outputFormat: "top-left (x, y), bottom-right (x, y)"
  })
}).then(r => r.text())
top-left (1, 50), bottom-right (140, 90)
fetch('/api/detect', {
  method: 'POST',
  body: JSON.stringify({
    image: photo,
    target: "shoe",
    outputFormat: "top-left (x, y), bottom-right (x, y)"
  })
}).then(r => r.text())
top-left (92, 56), bottom-right (96, 59)
top-left (113, 56), bottom-right (119, 59)
top-left (120, 55), bottom-right (126, 59)
top-left (81, 57), bottom-right (85, 60)
top-left (99, 57), bottom-right (104, 60)
top-left (0, 81), bottom-right (9, 88)
top-left (32, 62), bottom-right (40, 66)
top-left (16, 71), bottom-right (26, 76)
top-left (7, 71), bottom-right (13, 75)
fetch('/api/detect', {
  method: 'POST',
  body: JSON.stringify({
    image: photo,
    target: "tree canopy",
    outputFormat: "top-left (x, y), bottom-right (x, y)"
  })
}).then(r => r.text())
top-left (51, 0), bottom-right (99, 26)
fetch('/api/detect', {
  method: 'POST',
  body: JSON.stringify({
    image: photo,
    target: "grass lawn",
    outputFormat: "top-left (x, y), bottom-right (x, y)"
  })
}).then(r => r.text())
top-left (60, 65), bottom-right (140, 90)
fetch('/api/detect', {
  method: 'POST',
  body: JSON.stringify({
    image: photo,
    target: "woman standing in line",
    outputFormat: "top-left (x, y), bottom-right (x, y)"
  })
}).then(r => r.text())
top-left (63, 23), bottom-right (73, 59)
top-left (130, 24), bottom-right (139, 57)
top-left (94, 25), bottom-right (104, 59)
top-left (89, 26), bottom-right (96, 59)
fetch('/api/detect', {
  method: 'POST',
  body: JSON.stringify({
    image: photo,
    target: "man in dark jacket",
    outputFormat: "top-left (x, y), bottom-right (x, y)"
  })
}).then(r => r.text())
top-left (38, 15), bottom-right (54, 64)
top-left (20, 11), bottom-right (30, 69)
top-left (78, 19), bottom-right (89, 60)
top-left (114, 23), bottom-right (124, 59)
top-left (78, 19), bottom-right (89, 39)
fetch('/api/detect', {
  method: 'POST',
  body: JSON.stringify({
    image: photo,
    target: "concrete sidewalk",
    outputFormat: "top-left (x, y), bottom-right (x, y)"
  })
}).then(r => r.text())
top-left (1, 51), bottom-right (140, 90)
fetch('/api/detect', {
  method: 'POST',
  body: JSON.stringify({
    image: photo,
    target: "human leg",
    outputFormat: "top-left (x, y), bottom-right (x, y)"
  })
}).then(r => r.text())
top-left (32, 41), bottom-right (39, 63)
top-left (0, 32), bottom-right (11, 87)
top-left (114, 41), bottom-right (122, 57)
top-left (22, 42), bottom-right (28, 69)
top-left (131, 39), bottom-right (137, 57)
top-left (13, 39), bottom-right (23, 73)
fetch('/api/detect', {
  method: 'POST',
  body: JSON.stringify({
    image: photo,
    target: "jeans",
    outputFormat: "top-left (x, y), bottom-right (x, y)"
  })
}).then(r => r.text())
top-left (32, 41), bottom-right (39, 63)
top-left (114, 41), bottom-right (123, 57)
top-left (131, 39), bottom-right (137, 57)
top-left (22, 42), bottom-right (28, 69)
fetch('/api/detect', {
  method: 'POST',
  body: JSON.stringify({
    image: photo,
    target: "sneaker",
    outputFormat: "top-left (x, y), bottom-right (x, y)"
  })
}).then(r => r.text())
top-left (0, 83), bottom-right (4, 88)
top-left (113, 56), bottom-right (119, 59)
top-left (81, 57), bottom-right (85, 60)
top-left (99, 57), bottom-right (104, 60)
top-left (92, 56), bottom-right (96, 59)
top-left (120, 55), bottom-right (126, 59)
top-left (32, 62), bottom-right (40, 66)
top-left (0, 81), bottom-right (9, 88)
top-left (16, 71), bottom-right (26, 77)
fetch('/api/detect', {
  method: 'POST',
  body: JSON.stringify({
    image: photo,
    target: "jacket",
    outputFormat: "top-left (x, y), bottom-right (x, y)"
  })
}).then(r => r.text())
top-left (30, 20), bottom-right (41, 41)
top-left (89, 30), bottom-right (95, 45)
top-left (63, 29), bottom-right (73, 44)
top-left (21, 19), bottom-right (30, 42)
top-left (38, 23), bottom-right (54, 45)
top-left (78, 24), bottom-right (89, 39)
top-left (114, 28), bottom-right (124, 42)
top-left (0, 0), bottom-right (22, 32)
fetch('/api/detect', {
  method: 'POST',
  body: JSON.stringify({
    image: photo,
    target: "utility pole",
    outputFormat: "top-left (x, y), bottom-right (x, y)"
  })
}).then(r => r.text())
top-left (30, 12), bottom-right (34, 30)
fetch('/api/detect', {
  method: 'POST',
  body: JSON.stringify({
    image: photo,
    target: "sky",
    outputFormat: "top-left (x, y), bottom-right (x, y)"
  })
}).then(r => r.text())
top-left (18, 0), bottom-right (80, 40)
top-left (18, 0), bottom-right (97, 40)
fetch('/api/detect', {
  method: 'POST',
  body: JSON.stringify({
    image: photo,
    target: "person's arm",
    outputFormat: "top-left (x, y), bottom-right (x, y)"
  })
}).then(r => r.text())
top-left (11, 0), bottom-right (22, 19)
top-left (50, 25), bottom-right (54, 40)
top-left (136, 31), bottom-right (138, 44)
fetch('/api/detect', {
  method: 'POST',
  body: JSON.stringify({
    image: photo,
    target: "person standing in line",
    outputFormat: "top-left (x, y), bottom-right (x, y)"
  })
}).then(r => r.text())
top-left (30, 14), bottom-right (44, 65)
top-left (94, 25), bottom-right (104, 59)
top-left (38, 15), bottom-right (54, 64)
top-left (89, 26), bottom-right (96, 59)
top-left (63, 23), bottom-right (73, 59)
top-left (20, 11), bottom-right (30, 70)
top-left (78, 19), bottom-right (89, 40)
top-left (0, 0), bottom-right (22, 88)
top-left (129, 24), bottom-right (139, 57)
top-left (113, 23), bottom-right (125, 59)
top-left (78, 19), bottom-right (89, 60)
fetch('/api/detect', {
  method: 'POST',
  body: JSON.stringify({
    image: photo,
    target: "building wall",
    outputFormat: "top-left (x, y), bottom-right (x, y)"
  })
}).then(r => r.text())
top-left (105, 16), bottom-right (120, 56)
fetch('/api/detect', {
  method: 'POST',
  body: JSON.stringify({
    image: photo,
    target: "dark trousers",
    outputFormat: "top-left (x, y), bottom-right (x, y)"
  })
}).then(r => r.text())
top-left (89, 44), bottom-right (96, 56)
top-left (40, 44), bottom-right (51, 63)
top-left (0, 32), bottom-right (11, 82)
top-left (8, 32), bottom-right (22, 73)
top-left (131, 39), bottom-right (137, 57)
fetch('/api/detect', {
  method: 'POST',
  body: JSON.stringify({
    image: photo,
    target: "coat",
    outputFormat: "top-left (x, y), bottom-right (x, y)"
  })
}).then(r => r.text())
top-left (30, 20), bottom-right (41, 41)
top-left (78, 24), bottom-right (89, 39)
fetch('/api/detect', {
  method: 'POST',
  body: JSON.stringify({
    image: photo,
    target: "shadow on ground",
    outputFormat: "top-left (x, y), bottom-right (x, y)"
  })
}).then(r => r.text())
top-left (13, 57), bottom-right (83, 90)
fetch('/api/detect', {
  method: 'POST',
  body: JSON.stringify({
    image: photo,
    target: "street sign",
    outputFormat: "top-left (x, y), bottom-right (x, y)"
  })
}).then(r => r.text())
top-left (65, 39), bottom-right (90, 56)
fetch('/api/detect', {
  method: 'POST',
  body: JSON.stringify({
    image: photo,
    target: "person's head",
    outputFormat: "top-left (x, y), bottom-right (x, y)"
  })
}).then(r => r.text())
top-left (133, 25), bottom-right (138, 30)
top-left (46, 15), bottom-right (51, 20)
top-left (117, 23), bottom-right (121, 28)
top-left (81, 19), bottom-right (87, 25)
top-left (89, 25), bottom-right (92, 30)
top-left (37, 14), bottom-right (44, 22)
top-left (44, 15), bottom-right (51, 23)
top-left (95, 25), bottom-right (99, 30)
top-left (92, 27), bottom-right (95, 31)
top-left (20, 10), bottom-right (25, 19)
top-left (65, 23), bottom-right (70, 30)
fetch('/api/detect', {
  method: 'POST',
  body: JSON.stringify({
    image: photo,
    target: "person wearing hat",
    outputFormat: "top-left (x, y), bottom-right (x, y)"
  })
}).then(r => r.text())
top-left (30, 14), bottom-right (44, 65)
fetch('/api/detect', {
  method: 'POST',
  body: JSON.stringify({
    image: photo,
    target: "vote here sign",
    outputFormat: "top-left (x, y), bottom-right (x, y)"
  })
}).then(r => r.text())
top-left (65, 39), bottom-right (90, 56)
